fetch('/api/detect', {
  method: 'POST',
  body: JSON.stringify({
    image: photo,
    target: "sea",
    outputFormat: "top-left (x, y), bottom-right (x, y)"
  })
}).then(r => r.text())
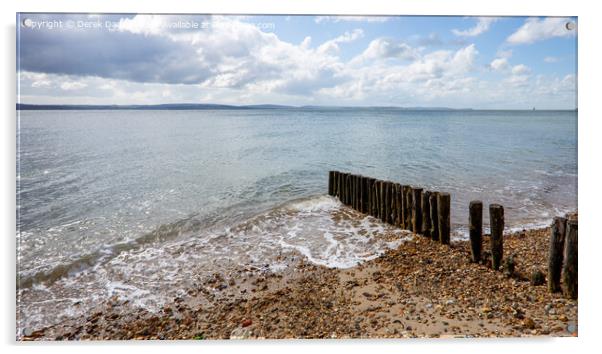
top-left (16, 108), bottom-right (577, 332)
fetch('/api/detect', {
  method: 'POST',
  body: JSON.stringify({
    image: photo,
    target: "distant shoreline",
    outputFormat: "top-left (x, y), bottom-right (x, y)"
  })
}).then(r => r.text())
top-left (16, 103), bottom-right (577, 111)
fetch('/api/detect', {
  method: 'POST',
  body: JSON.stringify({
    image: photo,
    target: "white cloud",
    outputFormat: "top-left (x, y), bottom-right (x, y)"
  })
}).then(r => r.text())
top-left (314, 16), bottom-right (389, 24)
top-left (490, 58), bottom-right (509, 71)
top-left (60, 81), bottom-right (88, 91)
top-left (507, 17), bottom-right (576, 44)
top-left (511, 64), bottom-right (531, 75)
top-left (21, 72), bottom-right (52, 88)
top-left (452, 17), bottom-right (498, 37)
top-left (317, 29), bottom-right (364, 55)
top-left (326, 44), bottom-right (479, 104)
top-left (544, 56), bottom-right (560, 63)
top-left (18, 15), bottom-right (577, 109)
top-left (355, 38), bottom-right (419, 62)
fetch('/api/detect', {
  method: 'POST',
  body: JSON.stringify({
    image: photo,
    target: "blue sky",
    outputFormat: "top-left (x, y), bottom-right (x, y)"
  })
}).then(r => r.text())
top-left (17, 14), bottom-right (577, 109)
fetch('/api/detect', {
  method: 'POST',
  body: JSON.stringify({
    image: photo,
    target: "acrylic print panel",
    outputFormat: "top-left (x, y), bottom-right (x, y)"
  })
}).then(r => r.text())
top-left (16, 14), bottom-right (577, 340)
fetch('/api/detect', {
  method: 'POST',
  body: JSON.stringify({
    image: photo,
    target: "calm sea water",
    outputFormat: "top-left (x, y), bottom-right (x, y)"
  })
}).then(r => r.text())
top-left (16, 108), bottom-right (577, 331)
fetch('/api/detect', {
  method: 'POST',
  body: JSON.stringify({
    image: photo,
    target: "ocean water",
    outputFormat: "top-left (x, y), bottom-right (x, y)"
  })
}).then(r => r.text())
top-left (16, 108), bottom-right (577, 332)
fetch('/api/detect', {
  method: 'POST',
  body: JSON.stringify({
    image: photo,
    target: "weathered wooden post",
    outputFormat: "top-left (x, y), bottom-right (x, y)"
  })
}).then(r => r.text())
top-left (382, 181), bottom-right (389, 223)
top-left (352, 175), bottom-right (358, 210)
top-left (563, 218), bottom-right (578, 299)
top-left (403, 186), bottom-right (413, 231)
top-left (389, 183), bottom-right (396, 224)
top-left (469, 201), bottom-right (483, 263)
top-left (400, 185), bottom-right (408, 229)
top-left (438, 193), bottom-right (451, 244)
top-left (337, 172), bottom-right (343, 199)
top-left (367, 178), bottom-right (375, 216)
top-left (379, 181), bottom-right (387, 222)
top-left (354, 175), bottom-right (360, 211)
top-left (421, 191), bottom-right (432, 237)
top-left (387, 182), bottom-right (394, 224)
top-left (489, 204), bottom-right (504, 270)
top-left (373, 180), bottom-right (381, 219)
top-left (328, 171), bottom-right (335, 196)
top-left (548, 217), bottom-right (567, 293)
top-left (339, 172), bottom-right (345, 202)
top-left (358, 176), bottom-right (365, 213)
top-left (394, 184), bottom-right (403, 227)
top-left (346, 173), bottom-right (352, 206)
top-left (340, 173), bottom-right (346, 203)
top-left (411, 187), bottom-right (423, 234)
top-left (430, 192), bottom-right (439, 241)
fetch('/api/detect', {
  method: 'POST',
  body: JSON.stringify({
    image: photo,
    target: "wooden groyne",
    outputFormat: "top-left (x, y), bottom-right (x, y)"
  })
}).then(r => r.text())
top-left (328, 171), bottom-right (578, 299)
top-left (327, 171), bottom-right (450, 244)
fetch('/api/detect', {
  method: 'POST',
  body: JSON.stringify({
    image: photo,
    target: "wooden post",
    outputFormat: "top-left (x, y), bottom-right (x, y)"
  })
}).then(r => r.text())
top-left (469, 201), bottom-right (483, 263)
top-left (354, 175), bottom-right (360, 210)
top-left (341, 173), bottom-right (347, 204)
top-left (412, 187), bottom-right (423, 234)
top-left (400, 185), bottom-right (407, 229)
top-left (438, 193), bottom-right (451, 244)
top-left (352, 175), bottom-right (357, 210)
top-left (563, 218), bottom-right (578, 299)
top-left (350, 174), bottom-right (355, 208)
top-left (403, 186), bottom-right (412, 230)
top-left (357, 175), bottom-right (363, 212)
top-left (379, 181), bottom-right (387, 222)
top-left (430, 192), bottom-right (439, 241)
top-left (328, 171), bottom-right (335, 196)
top-left (358, 176), bottom-right (364, 213)
top-left (489, 204), bottom-right (504, 270)
top-left (373, 180), bottom-right (381, 219)
top-left (548, 217), bottom-right (567, 293)
top-left (340, 173), bottom-right (346, 204)
top-left (346, 174), bottom-right (352, 206)
top-left (337, 172), bottom-right (343, 199)
top-left (387, 182), bottom-right (394, 224)
top-left (421, 191), bottom-right (432, 237)
top-left (394, 184), bottom-right (402, 227)
top-left (383, 182), bottom-right (391, 224)
top-left (367, 178), bottom-right (375, 216)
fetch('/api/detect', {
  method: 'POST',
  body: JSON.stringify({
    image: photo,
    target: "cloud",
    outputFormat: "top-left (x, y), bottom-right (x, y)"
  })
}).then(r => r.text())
top-left (17, 14), bottom-right (576, 109)
top-left (507, 17), bottom-right (576, 44)
top-left (490, 58), bottom-right (509, 71)
top-left (511, 64), bottom-right (531, 75)
top-left (60, 81), bottom-right (88, 91)
top-left (354, 38), bottom-right (420, 63)
top-left (317, 29), bottom-right (364, 55)
top-left (452, 17), bottom-right (497, 37)
top-left (314, 16), bottom-right (389, 24)
top-left (544, 56), bottom-right (560, 63)
top-left (19, 14), bottom-right (351, 97)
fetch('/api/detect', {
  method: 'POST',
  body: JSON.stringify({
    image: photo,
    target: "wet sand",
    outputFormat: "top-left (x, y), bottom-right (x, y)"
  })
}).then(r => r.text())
top-left (24, 225), bottom-right (578, 340)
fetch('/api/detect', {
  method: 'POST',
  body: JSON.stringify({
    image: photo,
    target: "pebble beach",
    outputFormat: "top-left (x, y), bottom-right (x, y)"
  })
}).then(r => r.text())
top-left (24, 222), bottom-right (578, 340)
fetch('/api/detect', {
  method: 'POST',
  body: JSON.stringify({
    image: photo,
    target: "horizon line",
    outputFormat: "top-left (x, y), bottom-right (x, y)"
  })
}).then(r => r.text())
top-left (16, 103), bottom-right (577, 111)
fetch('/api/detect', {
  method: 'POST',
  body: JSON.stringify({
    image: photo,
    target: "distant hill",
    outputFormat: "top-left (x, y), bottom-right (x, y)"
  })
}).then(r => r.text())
top-left (16, 103), bottom-right (297, 111)
top-left (16, 103), bottom-right (467, 111)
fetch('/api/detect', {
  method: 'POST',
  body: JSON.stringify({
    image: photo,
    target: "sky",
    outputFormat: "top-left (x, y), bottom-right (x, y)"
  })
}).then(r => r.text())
top-left (17, 14), bottom-right (577, 109)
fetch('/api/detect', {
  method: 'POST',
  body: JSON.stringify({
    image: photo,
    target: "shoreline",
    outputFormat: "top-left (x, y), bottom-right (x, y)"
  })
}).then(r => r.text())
top-left (23, 222), bottom-right (578, 340)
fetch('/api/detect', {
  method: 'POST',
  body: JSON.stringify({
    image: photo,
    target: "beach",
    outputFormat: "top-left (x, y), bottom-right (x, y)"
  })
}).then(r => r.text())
top-left (25, 221), bottom-right (577, 340)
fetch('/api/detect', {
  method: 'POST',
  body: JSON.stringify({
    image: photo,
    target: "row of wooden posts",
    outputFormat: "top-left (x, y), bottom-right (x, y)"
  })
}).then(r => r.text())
top-left (328, 171), bottom-right (451, 243)
top-left (548, 215), bottom-right (578, 299)
top-left (328, 171), bottom-right (577, 300)
top-left (467, 202), bottom-right (577, 299)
